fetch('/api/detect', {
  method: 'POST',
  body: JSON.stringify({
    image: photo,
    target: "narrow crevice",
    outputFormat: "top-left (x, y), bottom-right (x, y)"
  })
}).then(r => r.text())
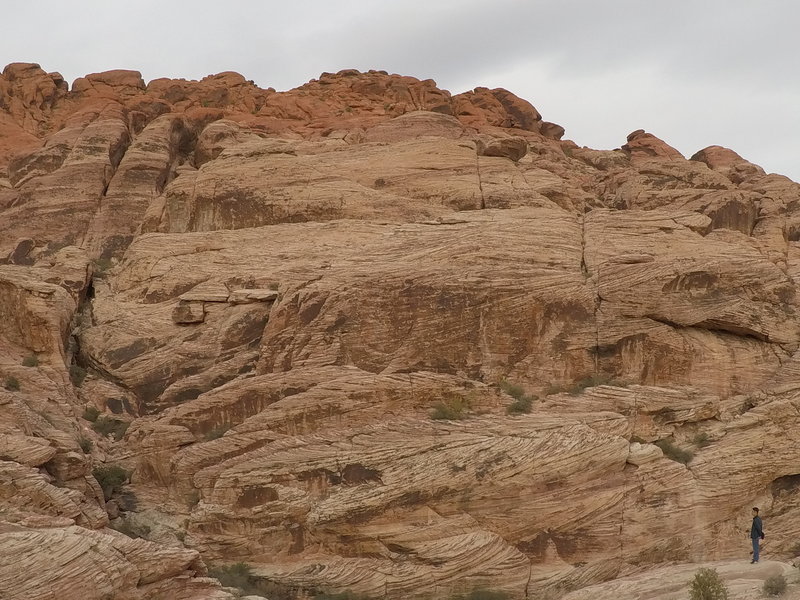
top-left (645, 314), bottom-right (769, 343)
top-left (475, 154), bottom-right (486, 209)
top-left (582, 210), bottom-right (602, 374)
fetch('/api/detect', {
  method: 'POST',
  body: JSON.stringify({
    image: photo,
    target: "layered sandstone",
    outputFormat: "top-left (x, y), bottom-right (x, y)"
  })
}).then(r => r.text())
top-left (2, 62), bottom-right (800, 599)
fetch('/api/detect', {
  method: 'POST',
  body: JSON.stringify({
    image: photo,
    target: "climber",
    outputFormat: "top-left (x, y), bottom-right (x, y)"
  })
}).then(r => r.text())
top-left (750, 507), bottom-right (765, 563)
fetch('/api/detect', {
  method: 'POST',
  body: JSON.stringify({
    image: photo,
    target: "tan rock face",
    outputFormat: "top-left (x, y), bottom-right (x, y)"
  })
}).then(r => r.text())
top-left (3, 62), bottom-right (800, 599)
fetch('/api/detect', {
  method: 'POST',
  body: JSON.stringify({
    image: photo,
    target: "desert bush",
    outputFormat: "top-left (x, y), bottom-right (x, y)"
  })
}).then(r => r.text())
top-left (693, 432), bottom-right (711, 448)
top-left (500, 380), bottom-right (535, 414)
top-left (92, 416), bottom-right (129, 440)
top-left (499, 380), bottom-right (526, 400)
top-left (763, 574), bottom-right (787, 596)
top-left (431, 393), bottom-right (471, 420)
top-left (688, 567), bottom-right (728, 600)
top-left (78, 435), bottom-right (93, 453)
top-left (93, 464), bottom-right (129, 499)
top-left (82, 406), bottom-right (101, 422)
top-left (788, 541), bottom-right (800, 556)
top-left (22, 355), bottom-right (39, 367)
top-left (3, 376), bottom-right (20, 391)
top-left (655, 439), bottom-right (694, 465)
top-left (69, 364), bottom-right (87, 387)
top-left (546, 374), bottom-right (627, 396)
top-left (506, 395), bottom-right (534, 414)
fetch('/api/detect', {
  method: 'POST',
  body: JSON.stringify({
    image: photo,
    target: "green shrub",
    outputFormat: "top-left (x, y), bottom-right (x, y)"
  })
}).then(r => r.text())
top-left (545, 374), bottom-right (627, 396)
top-left (69, 364), bottom-right (87, 387)
top-left (78, 436), bottom-right (93, 453)
top-left (693, 432), bottom-right (711, 448)
top-left (506, 395), bottom-right (534, 414)
top-left (186, 489), bottom-right (201, 509)
top-left (763, 574), bottom-right (787, 597)
top-left (688, 567), bottom-right (728, 600)
top-left (92, 416), bottom-right (129, 440)
top-left (499, 380), bottom-right (535, 414)
top-left (82, 406), bottom-right (101, 422)
top-left (3, 376), bottom-right (20, 391)
top-left (430, 393), bottom-right (471, 420)
top-left (22, 355), bottom-right (39, 367)
top-left (568, 374), bottom-right (626, 396)
top-left (655, 439), bottom-right (694, 465)
top-left (93, 464), bottom-right (129, 499)
top-left (499, 380), bottom-right (526, 400)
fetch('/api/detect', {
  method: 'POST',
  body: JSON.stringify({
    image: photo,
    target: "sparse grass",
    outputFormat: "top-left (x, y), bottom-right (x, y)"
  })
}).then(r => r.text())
top-left (689, 567), bottom-right (728, 600)
top-left (3, 376), bottom-right (20, 391)
top-left (506, 396), bottom-right (534, 414)
top-left (82, 406), bottom-right (100, 422)
top-left (656, 439), bottom-right (694, 465)
top-left (499, 380), bottom-right (526, 400)
top-left (500, 380), bottom-right (536, 414)
top-left (546, 374), bottom-right (627, 396)
top-left (763, 574), bottom-right (787, 597)
top-left (69, 364), bottom-right (87, 387)
top-left (693, 432), bottom-right (711, 448)
top-left (430, 393), bottom-right (471, 421)
top-left (78, 435), bottom-right (93, 453)
top-left (93, 464), bottom-right (129, 499)
top-left (204, 424), bottom-right (231, 440)
top-left (91, 416), bottom-right (129, 441)
top-left (22, 355), bottom-right (39, 367)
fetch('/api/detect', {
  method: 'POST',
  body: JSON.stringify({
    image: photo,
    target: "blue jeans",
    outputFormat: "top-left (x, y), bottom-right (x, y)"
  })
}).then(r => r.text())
top-left (752, 537), bottom-right (760, 561)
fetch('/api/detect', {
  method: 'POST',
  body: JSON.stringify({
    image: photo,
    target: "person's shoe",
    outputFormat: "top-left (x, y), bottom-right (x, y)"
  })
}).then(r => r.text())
top-left (751, 560), bottom-right (758, 564)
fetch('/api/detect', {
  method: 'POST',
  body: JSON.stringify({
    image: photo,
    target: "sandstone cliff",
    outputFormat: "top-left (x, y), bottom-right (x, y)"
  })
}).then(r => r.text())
top-left (1, 62), bottom-right (800, 599)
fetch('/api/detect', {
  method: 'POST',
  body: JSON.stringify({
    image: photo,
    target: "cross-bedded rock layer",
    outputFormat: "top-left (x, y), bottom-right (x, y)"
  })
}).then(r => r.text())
top-left (2, 62), bottom-right (800, 599)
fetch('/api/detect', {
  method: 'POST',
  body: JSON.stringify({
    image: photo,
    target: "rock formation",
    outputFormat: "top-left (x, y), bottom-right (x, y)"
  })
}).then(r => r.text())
top-left (1, 62), bottom-right (800, 599)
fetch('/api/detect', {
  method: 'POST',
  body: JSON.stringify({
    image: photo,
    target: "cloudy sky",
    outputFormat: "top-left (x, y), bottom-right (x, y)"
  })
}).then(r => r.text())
top-left (4, 1), bottom-right (798, 180)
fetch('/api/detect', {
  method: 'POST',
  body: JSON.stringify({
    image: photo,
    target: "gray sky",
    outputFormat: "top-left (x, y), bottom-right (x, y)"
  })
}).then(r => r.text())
top-left (3, 0), bottom-right (799, 181)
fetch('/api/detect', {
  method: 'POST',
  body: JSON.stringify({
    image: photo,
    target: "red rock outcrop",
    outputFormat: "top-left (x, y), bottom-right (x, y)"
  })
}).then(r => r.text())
top-left (2, 62), bottom-right (800, 599)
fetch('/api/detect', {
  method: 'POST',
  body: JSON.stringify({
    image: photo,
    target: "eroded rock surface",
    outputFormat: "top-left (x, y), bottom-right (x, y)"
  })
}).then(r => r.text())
top-left (2, 62), bottom-right (800, 599)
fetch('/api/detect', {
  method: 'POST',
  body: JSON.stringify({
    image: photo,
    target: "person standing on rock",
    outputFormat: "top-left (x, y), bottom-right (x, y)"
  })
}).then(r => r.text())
top-left (750, 507), bottom-right (765, 563)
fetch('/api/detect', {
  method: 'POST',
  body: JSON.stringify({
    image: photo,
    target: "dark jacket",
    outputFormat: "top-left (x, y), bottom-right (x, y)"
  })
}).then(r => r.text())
top-left (751, 515), bottom-right (764, 539)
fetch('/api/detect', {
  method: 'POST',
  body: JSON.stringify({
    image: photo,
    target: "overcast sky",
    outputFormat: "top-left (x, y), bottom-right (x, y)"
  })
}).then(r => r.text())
top-left (3, 1), bottom-right (798, 180)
